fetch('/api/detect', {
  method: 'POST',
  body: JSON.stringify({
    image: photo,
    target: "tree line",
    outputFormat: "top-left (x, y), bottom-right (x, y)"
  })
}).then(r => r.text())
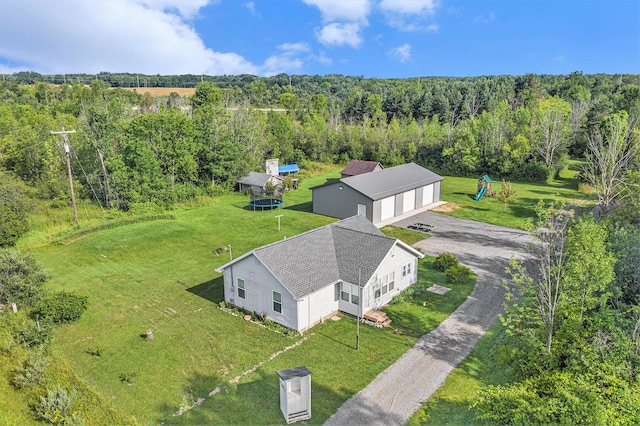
top-left (0, 73), bottom-right (639, 245)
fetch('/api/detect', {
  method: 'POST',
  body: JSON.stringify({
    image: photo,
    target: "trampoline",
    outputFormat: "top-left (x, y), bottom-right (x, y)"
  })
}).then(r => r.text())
top-left (249, 198), bottom-right (284, 210)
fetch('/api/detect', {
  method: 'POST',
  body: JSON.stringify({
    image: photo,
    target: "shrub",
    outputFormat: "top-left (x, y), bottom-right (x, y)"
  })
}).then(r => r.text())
top-left (0, 173), bottom-right (33, 247)
top-left (33, 292), bottom-right (88, 324)
top-left (0, 249), bottom-right (48, 307)
top-left (119, 372), bottom-right (136, 385)
top-left (34, 386), bottom-right (82, 425)
top-left (434, 252), bottom-right (458, 272)
top-left (445, 264), bottom-right (472, 285)
top-left (14, 318), bottom-right (53, 349)
top-left (13, 344), bottom-right (50, 388)
top-left (510, 161), bottom-right (549, 183)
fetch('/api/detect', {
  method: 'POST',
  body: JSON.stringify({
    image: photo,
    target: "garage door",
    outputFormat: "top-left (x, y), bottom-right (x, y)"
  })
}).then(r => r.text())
top-left (403, 190), bottom-right (416, 214)
top-left (380, 196), bottom-right (395, 221)
top-left (422, 184), bottom-right (434, 206)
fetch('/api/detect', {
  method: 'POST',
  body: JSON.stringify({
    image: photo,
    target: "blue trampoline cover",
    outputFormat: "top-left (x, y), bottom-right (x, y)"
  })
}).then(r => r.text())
top-left (279, 164), bottom-right (300, 174)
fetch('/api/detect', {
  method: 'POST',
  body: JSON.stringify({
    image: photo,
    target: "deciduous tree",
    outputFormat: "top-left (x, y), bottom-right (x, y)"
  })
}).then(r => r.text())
top-left (530, 96), bottom-right (571, 167)
top-left (583, 111), bottom-right (640, 218)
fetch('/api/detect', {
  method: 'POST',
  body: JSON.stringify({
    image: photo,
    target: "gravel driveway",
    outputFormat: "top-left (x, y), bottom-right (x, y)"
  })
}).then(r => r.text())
top-left (324, 212), bottom-right (533, 426)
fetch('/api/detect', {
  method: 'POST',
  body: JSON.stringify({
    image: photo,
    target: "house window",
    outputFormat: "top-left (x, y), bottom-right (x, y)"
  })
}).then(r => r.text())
top-left (381, 275), bottom-right (388, 295)
top-left (340, 282), bottom-right (360, 305)
top-left (273, 291), bottom-right (282, 313)
top-left (351, 290), bottom-right (359, 306)
top-left (402, 262), bottom-right (412, 277)
top-left (237, 278), bottom-right (245, 299)
top-left (341, 287), bottom-right (350, 302)
top-left (389, 271), bottom-right (395, 291)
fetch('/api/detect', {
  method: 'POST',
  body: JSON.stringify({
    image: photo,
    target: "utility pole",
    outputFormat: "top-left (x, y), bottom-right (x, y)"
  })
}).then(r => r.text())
top-left (50, 127), bottom-right (78, 225)
top-left (356, 268), bottom-right (361, 351)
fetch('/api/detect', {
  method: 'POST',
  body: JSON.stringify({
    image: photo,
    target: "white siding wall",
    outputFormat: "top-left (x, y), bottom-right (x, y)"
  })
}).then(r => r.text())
top-left (364, 243), bottom-right (420, 311)
top-left (422, 184), bottom-right (434, 205)
top-left (223, 254), bottom-right (297, 330)
top-left (380, 196), bottom-right (395, 221)
top-left (297, 284), bottom-right (340, 332)
top-left (403, 189), bottom-right (416, 213)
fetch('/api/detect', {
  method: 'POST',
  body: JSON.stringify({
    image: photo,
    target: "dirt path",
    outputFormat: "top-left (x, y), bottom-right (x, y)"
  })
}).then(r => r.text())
top-left (324, 213), bottom-right (533, 426)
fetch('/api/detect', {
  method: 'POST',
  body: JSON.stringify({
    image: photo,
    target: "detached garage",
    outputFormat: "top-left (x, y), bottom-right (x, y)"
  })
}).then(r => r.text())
top-left (311, 163), bottom-right (443, 227)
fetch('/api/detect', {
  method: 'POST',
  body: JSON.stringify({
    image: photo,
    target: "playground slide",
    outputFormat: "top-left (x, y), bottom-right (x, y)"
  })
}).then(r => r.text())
top-left (475, 187), bottom-right (486, 201)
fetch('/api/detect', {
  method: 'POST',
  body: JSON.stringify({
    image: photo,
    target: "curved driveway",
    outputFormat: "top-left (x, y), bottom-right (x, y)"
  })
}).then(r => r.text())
top-left (324, 212), bottom-right (533, 426)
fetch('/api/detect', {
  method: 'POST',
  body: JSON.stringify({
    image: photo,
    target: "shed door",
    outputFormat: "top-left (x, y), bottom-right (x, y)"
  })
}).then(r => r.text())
top-left (422, 184), bottom-right (434, 205)
top-left (380, 196), bottom-right (395, 221)
top-left (357, 204), bottom-right (366, 216)
top-left (403, 190), bottom-right (416, 213)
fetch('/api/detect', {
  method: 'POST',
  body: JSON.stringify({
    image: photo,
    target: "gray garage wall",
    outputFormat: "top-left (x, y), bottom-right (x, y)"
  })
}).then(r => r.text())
top-left (312, 182), bottom-right (373, 221)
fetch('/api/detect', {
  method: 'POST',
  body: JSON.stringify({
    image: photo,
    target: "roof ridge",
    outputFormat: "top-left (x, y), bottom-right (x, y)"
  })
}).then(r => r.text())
top-left (254, 223), bottom-right (332, 253)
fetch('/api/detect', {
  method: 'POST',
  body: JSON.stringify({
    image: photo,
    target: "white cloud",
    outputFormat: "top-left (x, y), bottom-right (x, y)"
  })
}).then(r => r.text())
top-left (314, 51), bottom-right (333, 65)
top-left (316, 23), bottom-right (364, 47)
top-left (426, 24), bottom-right (439, 32)
top-left (279, 43), bottom-right (312, 53)
top-left (379, 0), bottom-right (438, 15)
top-left (302, 0), bottom-right (371, 22)
top-left (0, 0), bottom-right (258, 76)
top-left (474, 13), bottom-right (495, 23)
top-left (244, 1), bottom-right (257, 15)
top-left (139, 0), bottom-right (213, 19)
top-left (379, 0), bottom-right (439, 31)
top-left (261, 43), bottom-right (312, 76)
top-left (388, 43), bottom-right (411, 63)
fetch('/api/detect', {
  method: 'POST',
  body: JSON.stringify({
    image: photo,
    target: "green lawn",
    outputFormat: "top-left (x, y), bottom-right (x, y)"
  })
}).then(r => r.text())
top-left (23, 165), bottom-right (470, 424)
top-left (437, 161), bottom-right (595, 229)
top-left (383, 260), bottom-right (475, 338)
top-left (14, 162), bottom-right (589, 423)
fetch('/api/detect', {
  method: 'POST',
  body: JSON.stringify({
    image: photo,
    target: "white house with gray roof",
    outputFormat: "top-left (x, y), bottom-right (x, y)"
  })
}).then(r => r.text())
top-left (214, 215), bottom-right (424, 333)
top-left (311, 162), bottom-right (443, 227)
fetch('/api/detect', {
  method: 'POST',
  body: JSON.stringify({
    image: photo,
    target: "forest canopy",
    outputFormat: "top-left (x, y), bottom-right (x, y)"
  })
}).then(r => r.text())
top-left (0, 72), bottom-right (638, 215)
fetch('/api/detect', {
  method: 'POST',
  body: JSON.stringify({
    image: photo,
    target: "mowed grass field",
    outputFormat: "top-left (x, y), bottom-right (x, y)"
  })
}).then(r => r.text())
top-left (27, 165), bottom-right (467, 424)
top-left (432, 160), bottom-right (594, 229)
top-left (23, 162), bottom-right (592, 423)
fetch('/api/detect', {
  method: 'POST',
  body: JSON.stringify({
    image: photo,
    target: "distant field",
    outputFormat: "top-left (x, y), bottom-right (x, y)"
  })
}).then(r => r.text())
top-left (119, 87), bottom-right (196, 96)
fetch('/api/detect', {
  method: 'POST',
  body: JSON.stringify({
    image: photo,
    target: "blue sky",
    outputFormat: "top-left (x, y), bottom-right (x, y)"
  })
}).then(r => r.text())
top-left (1, 0), bottom-right (638, 78)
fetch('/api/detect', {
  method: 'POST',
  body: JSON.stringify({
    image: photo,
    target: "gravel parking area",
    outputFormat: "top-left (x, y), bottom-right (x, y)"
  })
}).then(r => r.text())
top-left (324, 212), bottom-right (533, 426)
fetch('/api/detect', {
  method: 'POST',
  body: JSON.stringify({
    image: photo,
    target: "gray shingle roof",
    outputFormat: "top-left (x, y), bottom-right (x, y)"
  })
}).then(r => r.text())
top-left (237, 172), bottom-right (275, 187)
top-left (251, 215), bottom-right (398, 298)
top-left (341, 162), bottom-right (442, 201)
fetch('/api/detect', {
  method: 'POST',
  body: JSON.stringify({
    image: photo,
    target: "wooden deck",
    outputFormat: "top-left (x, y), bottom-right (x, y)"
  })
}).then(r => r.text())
top-left (363, 309), bottom-right (392, 327)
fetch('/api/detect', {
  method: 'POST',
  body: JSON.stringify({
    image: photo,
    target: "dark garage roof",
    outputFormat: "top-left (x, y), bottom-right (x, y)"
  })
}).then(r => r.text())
top-left (341, 160), bottom-right (382, 176)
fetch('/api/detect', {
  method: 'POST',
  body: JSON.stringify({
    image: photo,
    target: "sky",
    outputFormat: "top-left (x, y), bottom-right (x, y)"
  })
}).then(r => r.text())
top-left (0, 0), bottom-right (639, 78)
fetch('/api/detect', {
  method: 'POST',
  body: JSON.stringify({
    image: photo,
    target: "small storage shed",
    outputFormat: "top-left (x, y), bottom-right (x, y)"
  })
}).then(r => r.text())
top-left (278, 164), bottom-right (300, 176)
top-left (277, 366), bottom-right (312, 424)
top-left (237, 172), bottom-right (283, 194)
top-left (340, 159), bottom-right (383, 178)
